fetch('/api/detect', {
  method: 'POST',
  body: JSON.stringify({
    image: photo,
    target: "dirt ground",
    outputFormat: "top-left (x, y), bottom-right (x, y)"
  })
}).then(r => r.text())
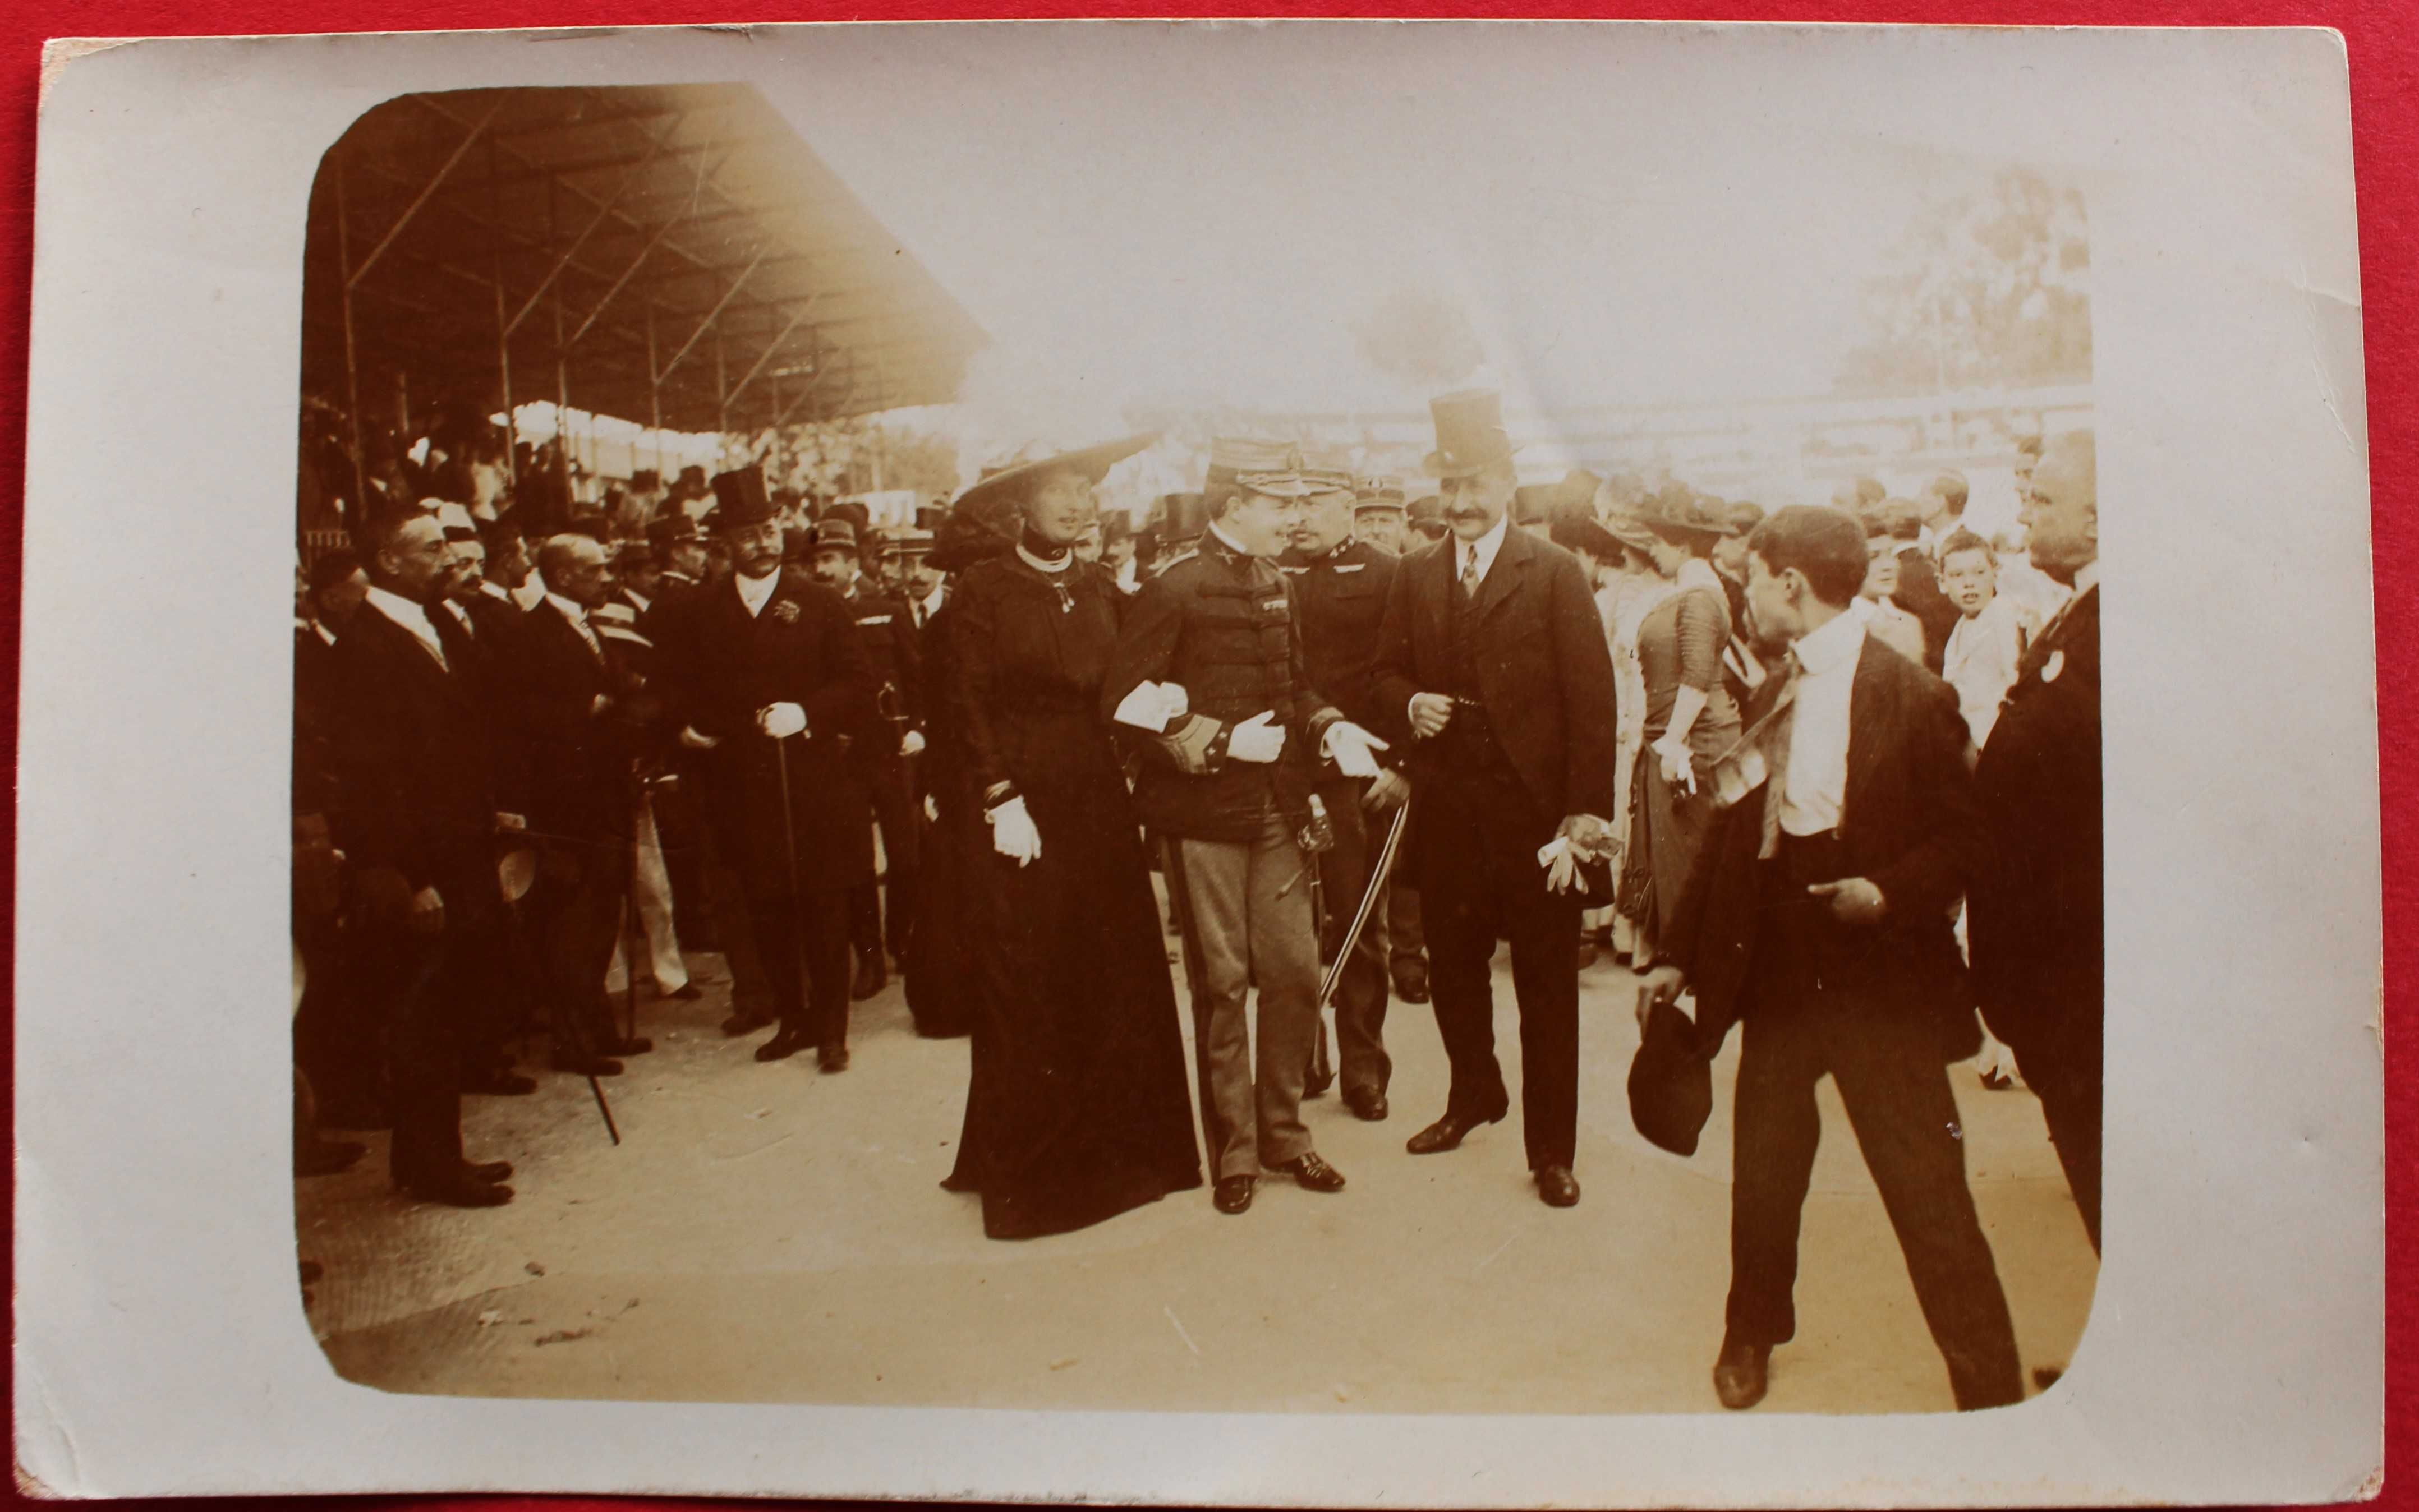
top-left (296, 937), bottom-right (2097, 1415)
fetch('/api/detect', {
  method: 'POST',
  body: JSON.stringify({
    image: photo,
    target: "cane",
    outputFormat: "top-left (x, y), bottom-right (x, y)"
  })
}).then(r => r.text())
top-left (622, 819), bottom-right (643, 1045)
top-left (1317, 798), bottom-right (1411, 1014)
top-left (772, 732), bottom-right (816, 1043)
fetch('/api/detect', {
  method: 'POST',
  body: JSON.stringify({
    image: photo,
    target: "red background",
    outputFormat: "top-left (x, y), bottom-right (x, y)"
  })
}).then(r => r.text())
top-left (0, 2), bottom-right (2406, 1509)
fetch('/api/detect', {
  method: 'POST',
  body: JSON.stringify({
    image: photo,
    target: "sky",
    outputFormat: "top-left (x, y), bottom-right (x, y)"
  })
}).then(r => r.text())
top-left (761, 23), bottom-right (1980, 465)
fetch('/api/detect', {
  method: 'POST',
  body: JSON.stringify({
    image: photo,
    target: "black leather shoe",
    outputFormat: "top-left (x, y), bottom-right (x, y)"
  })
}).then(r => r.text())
top-left (1535, 1165), bottom-right (1581, 1207)
top-left (461, 1159), bottom-right (514, 1184)
top-left (603, 1035), bottom-right (654, 1057)
top-left (850, 955), bottom-right (887, 1001)
top-left (1270, 1153), bottom-right (1346, 1192)
top-left (1212, 1175), bottom-right (1256, 1214)
top-left (755, 1027), bottom-right (810, 1063)
top-left (818, 1043), bottom-right (852, 1073)
top-left (554, 1056), bottom-right (624, 1076)
top-left (1304, 1065), bottom-right (1335, 1098)
top-left (1344, 1085), bottom-right (1390, 1122)
top-left (463, 1070), bottom-right (538, 1096)
top-left (398, 1176), bottom-right (514, 1208)
top-left (293, 1139), bottom-right (365, 1177)
top-left (1405, 1099), bottom-right (1508, 1155)
top-left (1391, 959), bottom-right (1431, 1004)
top-left (721, 1008), bottom-right (774, 1038)
top-left (1714, 1333), bottom-right (1772, 1410)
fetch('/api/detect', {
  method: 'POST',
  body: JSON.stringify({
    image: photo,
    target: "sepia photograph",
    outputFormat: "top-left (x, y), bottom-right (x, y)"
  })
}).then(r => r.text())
top-left (16, 19), bottom-right (2381, 1504)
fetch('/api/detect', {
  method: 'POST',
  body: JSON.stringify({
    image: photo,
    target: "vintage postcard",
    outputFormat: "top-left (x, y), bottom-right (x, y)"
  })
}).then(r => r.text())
top-left (15, 19), bottom-right (2380, 1504)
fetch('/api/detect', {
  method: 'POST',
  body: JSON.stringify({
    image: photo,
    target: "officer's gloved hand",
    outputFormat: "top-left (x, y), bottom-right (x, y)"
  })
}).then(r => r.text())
top-left (756, 702), bottom-right (808, 739)
top-left (1322, 721), bottom-right (1390, 778)
top-left (1227, 710), bottom-right (1287, 764)
top-left (899, 729), bottom-right (927, 757)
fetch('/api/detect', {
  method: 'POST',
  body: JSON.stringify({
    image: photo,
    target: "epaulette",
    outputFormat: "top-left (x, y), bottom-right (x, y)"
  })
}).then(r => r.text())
top-left (1157, 548), bottom-right (1200, 573)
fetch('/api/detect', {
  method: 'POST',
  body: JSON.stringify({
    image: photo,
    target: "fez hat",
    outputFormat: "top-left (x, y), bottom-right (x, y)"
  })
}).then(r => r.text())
top-left (1627, 1000), bottom-right (1715, 1156)
top-left (1354, 474), bottom-right (1408, 512)
top-left (1424, 389), bottom-right (1519, 479)
top-left (948, 433), bottom-right (1160, 524)
top-left (710, 465), bottom-right (776, 528)
top-left (812, 518), bottom-right (859, 554)
top-left (646, 514), bottom-right (706, 552)
top-left (1635, 483), bottom-right (1736, 543)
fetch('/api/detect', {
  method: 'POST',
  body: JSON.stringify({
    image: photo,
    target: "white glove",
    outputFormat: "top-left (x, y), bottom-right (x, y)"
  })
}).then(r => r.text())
top-left (1161, 682), bottom-right (1189, 721)
top-left (1537, 835), bottom-right (1583, 896)
top-left (923, 794), bottom-right (940, 823)
top-left (1653, 736), bottom-right (1698, 795)
top-left (1112, 680), bottom-right (1190, 731)
top-left (988, 795), bottom-right (1042, 866)
top-left (899, 729), bottom-right (927, 757)
top-left (756, 702), bottom-right (808, 739)
top-left (678, 725), bottom-right (720, 750)
top-left (1321, 721), bottom-right (1390, 778)
top-left (1226, 709), bottom-right (1287, 764)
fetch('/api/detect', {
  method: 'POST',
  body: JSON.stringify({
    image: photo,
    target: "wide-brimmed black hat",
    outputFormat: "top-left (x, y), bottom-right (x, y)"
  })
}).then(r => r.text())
top-left (1632, 483), bottom-right (1736, 543)
top-left (949, 434), bottom-right (1159, 523)
top-left (709, 465), bottom-right (776, 529)
top-left (1627, 1000), bottom-right (1714, 1156)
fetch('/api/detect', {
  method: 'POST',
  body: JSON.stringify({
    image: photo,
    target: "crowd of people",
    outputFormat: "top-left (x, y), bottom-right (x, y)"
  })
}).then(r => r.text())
top-left (291, 388), bottom-right (2101, 1413)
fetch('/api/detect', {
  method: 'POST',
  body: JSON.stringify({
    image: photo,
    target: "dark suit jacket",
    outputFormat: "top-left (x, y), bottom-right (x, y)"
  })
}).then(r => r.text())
top-left (1370, 524), bottom-right (1619, 825)
top-left (324, 600), bottom-right (498, 892)
top-left (1893, 547), bottom-right (1960, 674)
top-left (842, 580), bottom-right (925, 733)
top-left (1969, 584), bottom-right (2101, 1058)
top-left (512, 600), bottom-right (634, 845)
top-left (1662, 630), bottom-right (1981, 1055)
top-left (656, 569), bottom-right (877, 889)
top-left (294, 625), bottom-right (343, 818)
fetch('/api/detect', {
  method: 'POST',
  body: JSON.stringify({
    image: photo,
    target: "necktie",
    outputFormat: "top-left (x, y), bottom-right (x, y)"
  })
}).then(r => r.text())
top-left (1754, 649), bottom-right (1804, 859)
top-left (1458, 546), bottom-right (1482, 599)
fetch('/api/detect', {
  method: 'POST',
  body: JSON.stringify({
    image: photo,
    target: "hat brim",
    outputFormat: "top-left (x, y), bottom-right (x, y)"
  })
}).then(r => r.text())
top-left (949, 432), bottom-right (1161, 517)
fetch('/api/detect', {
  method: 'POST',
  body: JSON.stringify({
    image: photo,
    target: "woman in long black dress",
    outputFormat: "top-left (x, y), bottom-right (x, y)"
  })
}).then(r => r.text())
top-left (937, 438), bottom-right (1203, 1239)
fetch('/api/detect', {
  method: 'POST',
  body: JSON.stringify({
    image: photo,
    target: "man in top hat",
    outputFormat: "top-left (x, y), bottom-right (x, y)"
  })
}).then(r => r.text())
top-left (1369, 389), bottom-right (1620, 1210)
top-left (1149, 490), bottom-right (1211, 572)
top-left (1103, 439), bottom-right (1391, 1215)
top-left (645, 513), bottom-right (711, 620)
top-left (1278, 461), bottom-right (1408, 1122)
top-left (809, 515), bottom-right (926, 1000)
top-left (654, 465), bottom-right (878, 1070)
top-left (1633, 504), bottom-right (2022, 1413)
top-left (1970, 430), bottom-right (2102, 1255)
top-left (1351, 475), bottom-right (1410, 556)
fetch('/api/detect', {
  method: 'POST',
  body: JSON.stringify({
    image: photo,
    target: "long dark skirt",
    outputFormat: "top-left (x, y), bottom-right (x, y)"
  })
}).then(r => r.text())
top-left (942, 777), bottom-right (1203, 1240)
top-left (1618, 746), bottom-right (1720, 956)
top-left (902, 790), bottom-right (976, 1039)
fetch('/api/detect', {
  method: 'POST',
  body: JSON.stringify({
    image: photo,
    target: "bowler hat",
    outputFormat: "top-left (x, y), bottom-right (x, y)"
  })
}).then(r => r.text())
top-left (710, 466), bottom-right (776, 529)
top-left (1627, 1000), bottom-right (1714, 1156)
top-left (1424, 389), bottom-right (1519, 480)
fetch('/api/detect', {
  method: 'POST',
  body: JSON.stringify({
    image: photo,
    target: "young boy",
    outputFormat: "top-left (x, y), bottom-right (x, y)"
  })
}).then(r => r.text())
top-left (1938, 529), bottom-right (2035, 752)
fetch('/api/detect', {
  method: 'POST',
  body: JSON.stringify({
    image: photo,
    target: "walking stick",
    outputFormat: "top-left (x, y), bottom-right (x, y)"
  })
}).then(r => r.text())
top-left (772, 732), bottom-right (817, 1043)
top-left (1317, 798), bottom-right (1411, 1014)
top-left (623, 790), bottom-right (644, 1045)
top-left (587, 1070), bottom-right (621, 1145)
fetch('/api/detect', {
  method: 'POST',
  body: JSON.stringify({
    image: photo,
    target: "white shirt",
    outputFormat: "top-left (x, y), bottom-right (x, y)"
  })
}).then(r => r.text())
top-left (918, 583), bottom-right (947, 624)
top-left (1943, 596), bottom-right (2030, 750)
top-left (479, 578), bottom-right (515, 605)
top-left (1455, 511), bottom-right (1510, 591)
top-left (441, 599), bottom-right (477, 638)
top-left (623, 587), bottom-right (652, 615)
top-left (543, 591), bottom-right (604, 660)
top-left (1205, 520), bottom-right (1252, 560)
top-left (734, 568), bottom-right (780, 619)
top-left (364, 584), bottom-right (449, 671)
top-left (510, 577), bottom-right (547, 612)
top-left (1778, 607), bottom-right (1866, 837)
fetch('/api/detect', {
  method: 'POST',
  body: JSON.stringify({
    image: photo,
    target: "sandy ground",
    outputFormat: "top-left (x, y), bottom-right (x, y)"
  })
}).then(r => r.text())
top-left (296, 935), bottom-right (2097, 1415)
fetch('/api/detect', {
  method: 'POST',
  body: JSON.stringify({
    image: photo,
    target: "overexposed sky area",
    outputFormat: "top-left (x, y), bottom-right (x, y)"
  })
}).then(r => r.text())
top-left (767, 22), bottom-right (2044, 451)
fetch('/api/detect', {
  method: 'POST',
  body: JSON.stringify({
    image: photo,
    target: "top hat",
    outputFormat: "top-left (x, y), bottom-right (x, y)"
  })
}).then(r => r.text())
top-left (1627, 999), bottom-right (1715, 1156)
top-left (1155, 490), bottom-right (1211, 542)
top-left (710, 466), bottom-right (776, 529)
top-left (1424, 389), bottom-right (1519, 480)
top-left (812, 519), bottom-right (859, 554)
top-left (916, 503), bottom-right (948, 532)
top-left (630, 469), bottom-right (661, 491)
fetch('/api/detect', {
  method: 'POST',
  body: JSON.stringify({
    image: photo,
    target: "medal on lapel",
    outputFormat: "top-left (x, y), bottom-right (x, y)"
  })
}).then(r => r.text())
top-left (772, 599), bottom-right (800, 625)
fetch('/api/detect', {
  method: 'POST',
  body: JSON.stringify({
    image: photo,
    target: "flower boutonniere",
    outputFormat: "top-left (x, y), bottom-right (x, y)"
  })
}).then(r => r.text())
top-left (771, 599), bottom-right (801, 625)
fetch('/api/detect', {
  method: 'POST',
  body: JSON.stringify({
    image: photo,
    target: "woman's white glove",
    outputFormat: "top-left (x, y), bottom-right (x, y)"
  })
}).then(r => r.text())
top-left (989, 795), bottom-right (1042, 867)
top-left (1652, 735), bottom-right (1698, 794)
top-left (756, 702), bottom-right (808, 739)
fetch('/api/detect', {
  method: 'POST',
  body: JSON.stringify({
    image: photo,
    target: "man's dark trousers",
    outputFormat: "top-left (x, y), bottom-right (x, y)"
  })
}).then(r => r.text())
top-left (1725, 833), bottom-right (2024, 1412)
top-left (1417, 723), bottom-right (1579, 1171)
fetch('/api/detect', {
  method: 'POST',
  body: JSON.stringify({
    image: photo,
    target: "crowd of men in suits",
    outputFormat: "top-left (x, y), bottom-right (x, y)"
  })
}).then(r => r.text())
top-left (290, 389), bottom-right (2100, 1413)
